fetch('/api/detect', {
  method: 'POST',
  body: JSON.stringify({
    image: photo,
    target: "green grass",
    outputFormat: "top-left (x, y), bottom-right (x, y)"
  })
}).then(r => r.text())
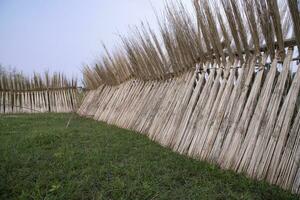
top-left (0, 113), bottom-right (298, 200)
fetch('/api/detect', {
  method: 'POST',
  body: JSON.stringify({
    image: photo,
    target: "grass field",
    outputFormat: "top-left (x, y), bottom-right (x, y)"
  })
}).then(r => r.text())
top-left (0, 113), bottom-right (298, 200)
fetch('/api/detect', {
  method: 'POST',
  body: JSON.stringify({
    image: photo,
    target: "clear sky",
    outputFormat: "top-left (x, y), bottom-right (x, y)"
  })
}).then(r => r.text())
top-left (0, 0), bottom-right (192, 81)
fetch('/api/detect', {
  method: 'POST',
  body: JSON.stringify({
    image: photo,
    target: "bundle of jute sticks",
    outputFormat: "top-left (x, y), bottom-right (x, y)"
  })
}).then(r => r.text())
top-left (0, 72), bottom-right (78, 114)
top-left (78, 0), bottom-right (300, 194)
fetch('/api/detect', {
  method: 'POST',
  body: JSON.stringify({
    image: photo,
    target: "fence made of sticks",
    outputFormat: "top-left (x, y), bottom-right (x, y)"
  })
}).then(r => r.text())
top-left (0, 72), bottom-right (79, 114)
top-left (79, 0), bottom-right (300, 194)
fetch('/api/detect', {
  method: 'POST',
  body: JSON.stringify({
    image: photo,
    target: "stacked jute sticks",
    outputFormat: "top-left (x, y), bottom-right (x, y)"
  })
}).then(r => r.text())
top-left (0, 72), bottom-right (79, 114)
top-left (78, 0), bottom-right (300, 194)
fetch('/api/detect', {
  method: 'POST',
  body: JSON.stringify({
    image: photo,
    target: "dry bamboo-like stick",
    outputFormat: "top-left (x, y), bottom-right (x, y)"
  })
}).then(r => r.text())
top-left (247, 48), bottom-right (294, 178)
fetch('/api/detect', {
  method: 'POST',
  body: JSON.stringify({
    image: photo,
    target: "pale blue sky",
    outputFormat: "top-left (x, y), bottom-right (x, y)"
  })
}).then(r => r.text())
top-left (0, 0), bottom-right (192, 80)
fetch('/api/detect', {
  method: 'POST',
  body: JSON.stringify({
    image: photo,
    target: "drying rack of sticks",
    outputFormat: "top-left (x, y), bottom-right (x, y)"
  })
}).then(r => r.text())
top-left (0, 73), bottom-right (79, 114)
top-left (78, 0), bottom-right (300, 194)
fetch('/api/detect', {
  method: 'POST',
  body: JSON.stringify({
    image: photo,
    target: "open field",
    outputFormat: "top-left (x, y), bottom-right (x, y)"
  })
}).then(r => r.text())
top-left (0, 114), bottom-right (298, 200)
